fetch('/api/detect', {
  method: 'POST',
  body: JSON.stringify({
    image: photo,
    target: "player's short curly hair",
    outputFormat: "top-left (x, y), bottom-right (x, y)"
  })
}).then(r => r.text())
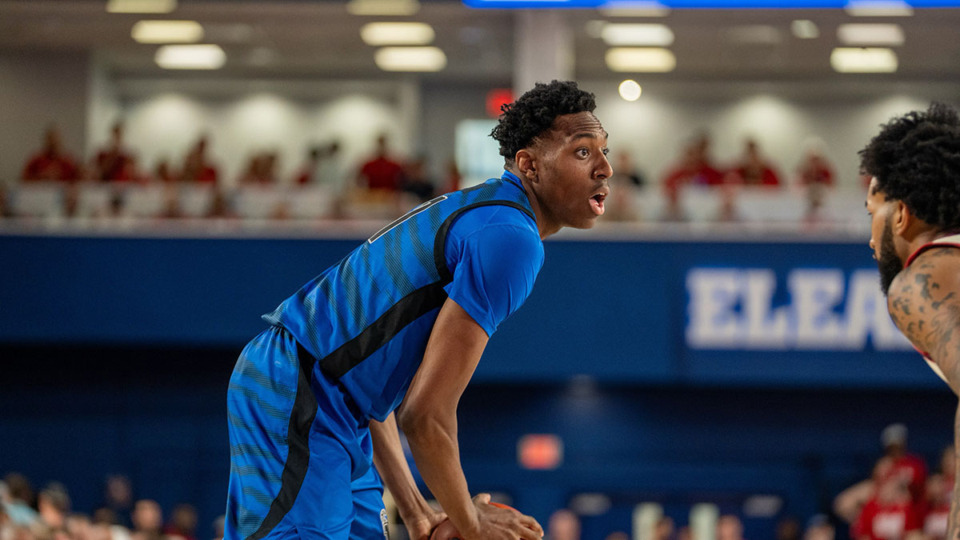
top-left (860, 102), bottom-right (960, 229)
top-left (490, 80), bottom-right (597, 161)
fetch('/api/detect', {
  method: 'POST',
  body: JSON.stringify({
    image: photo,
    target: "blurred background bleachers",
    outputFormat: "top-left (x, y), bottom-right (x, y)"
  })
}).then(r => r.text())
top-left (3, 1), bottom-right (960, 540)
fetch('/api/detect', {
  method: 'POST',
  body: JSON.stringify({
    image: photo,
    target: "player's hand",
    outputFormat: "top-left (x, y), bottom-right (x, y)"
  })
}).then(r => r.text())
top-left (404, 508), bottom-right (448, 540)
top-left (465, 493), bottom-right (544, 540)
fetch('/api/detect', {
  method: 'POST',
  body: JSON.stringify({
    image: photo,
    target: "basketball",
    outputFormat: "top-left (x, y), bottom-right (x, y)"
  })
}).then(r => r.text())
top-left (429, 503), bottom-right (520, 540)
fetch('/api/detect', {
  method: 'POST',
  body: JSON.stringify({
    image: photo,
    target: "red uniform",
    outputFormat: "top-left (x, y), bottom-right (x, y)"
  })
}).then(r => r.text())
top-left (359, 156), bottom-right (404, 191)
top-left (852, 498), bottom-right (923, 540)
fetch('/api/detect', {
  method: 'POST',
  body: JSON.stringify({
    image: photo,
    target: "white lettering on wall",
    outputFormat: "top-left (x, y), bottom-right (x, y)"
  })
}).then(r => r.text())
top-left (686, 268), bottom-right (911, 350)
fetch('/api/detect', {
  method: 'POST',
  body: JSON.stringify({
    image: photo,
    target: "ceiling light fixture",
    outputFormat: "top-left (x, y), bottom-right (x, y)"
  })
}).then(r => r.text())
top-left (601, 24), bottom-right (674, 47)
top-left (830, 47), bottom-right (898, 73)
top-left (598, 1), bottom-right (670, 17)
top-left (132, 20), bottom-right (203, 43)
top-left (361, 22), bottom-right (435, 46)
top-left (106, 0), bottom-right (176, 14)
top-left (618, 79), bottom-right (642, 101)
top-left (347, 0), bottom-right (420, 16)
top-left (837, 23), bottom-right (904, 46)
top-left (155, 44), bottom-right (226, 70)
top-left (605, 47), bottom-right (676, 72)
top-left (375, 47), bottom-right (446, 72)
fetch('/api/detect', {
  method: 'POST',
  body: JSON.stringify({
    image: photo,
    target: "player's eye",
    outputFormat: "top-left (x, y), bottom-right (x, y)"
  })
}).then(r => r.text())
top-left (576, 148), bottom-right (589, 158)
top-left (602, 148), bottom-right (610, 156)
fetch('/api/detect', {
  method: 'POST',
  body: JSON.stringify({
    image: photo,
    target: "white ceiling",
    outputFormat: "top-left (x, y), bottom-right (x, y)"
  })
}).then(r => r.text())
top-left (1, 0), bottom-right (959, 83)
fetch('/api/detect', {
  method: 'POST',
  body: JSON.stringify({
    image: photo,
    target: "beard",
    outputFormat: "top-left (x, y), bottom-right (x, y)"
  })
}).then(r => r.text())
top-left (877, 218), bottom-right (904, 296)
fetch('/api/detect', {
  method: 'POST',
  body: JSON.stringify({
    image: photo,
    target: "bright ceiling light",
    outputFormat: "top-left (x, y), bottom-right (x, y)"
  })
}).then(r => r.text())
top-left (830, 47), bottom-right (898, 73)
top-left (155, 44), bottom-right (226, 70)
top-left (375, 47), bottom-right (446, 72)
top-left (601, 24), bottom-right (674, 47)
top-left (724, 25), bottom-right (782, 45)
top-left (845, 0), bottom-right (913, 16)
top-left (605, 48), bottom-right (676, 73)
top-left (361, 22), bottom-right (435, 46)
top-left (107, 0), bottom-right (176, 13)
top-left (618, 79), bottom-right (642, 101)
top-left (347, 0), bottom-right (420, 16)
top-left (791, 20), bottom-right (819, 39)
top-left (837, 23), bottom-right (904, 46)
top-left (598, 1), bottom-right (670, 17)
top-left (132, 20), bottom-right (203, 43)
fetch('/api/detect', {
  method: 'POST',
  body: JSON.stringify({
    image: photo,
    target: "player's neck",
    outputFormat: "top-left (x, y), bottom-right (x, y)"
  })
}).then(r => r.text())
top-left (507, 166), bottom-right (558, 239)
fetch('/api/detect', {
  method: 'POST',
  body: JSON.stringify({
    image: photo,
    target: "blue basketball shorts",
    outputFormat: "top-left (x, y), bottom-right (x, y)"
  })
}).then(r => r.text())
top-left (224, 326), bottom-right (389, 540)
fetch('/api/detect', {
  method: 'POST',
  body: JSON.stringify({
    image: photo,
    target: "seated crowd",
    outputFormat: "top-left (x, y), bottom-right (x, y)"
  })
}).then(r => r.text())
top-left (3, 124), bottom-right (853, 226)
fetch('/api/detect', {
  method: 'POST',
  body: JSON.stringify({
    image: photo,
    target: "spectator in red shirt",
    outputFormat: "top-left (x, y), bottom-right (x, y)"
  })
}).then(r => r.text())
top-left (94, 122), bottom-right (136, 182)
top-left (797, 144), bottom-right (835, 187)
top-left (180, 136), bottom-right (218, 185)
top-left (730, 138), bottom-right (781, 186)
top-left (661, 133), bottom-right (725, 195)
top-left (852, 458), bottom-right (924, 540)
top-left (923, 445), bottom-right (955, 540)
top-left (882, 423), bottom-right (928, 506)
top-left (21, 126), bottom-right (79, 182)
top-left (357, 134), bottom-right (404, 192)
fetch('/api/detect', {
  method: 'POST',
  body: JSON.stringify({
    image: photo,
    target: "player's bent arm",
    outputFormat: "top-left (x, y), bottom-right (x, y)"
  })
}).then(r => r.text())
top-left (398, 298), bottom-right (543, 540)
top-left (887, 248), bottom-right (960, 540)
top-left (369, 412), bottom-right (445, 540)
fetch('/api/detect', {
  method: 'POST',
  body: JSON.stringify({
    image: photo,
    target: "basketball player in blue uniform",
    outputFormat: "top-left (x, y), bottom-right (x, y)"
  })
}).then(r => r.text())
top-left (862, 103), bottom-right (960, 540)
top-left (225, 80), bottom-right (612, 540)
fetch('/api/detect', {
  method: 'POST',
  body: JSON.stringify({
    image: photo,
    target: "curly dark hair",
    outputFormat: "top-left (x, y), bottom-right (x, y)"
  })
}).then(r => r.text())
top-left (490, 80), bottom-right (597, 161)
top-left (860, 102), bottom-right (960, 229)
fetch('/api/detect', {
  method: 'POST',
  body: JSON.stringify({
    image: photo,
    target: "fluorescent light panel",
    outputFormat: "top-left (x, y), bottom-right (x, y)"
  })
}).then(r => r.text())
top-left (132, 20), bottom-right (203, 43)
top-left (361, 22), bottom-right (434, 46)
top-left (845, 0), bottom-right (913, 16)
top-left (347, 0), bottom-right (420, 16)
top-left (601, 24), bottom-right (674, 46)
top-left (837, 23), bottom-right (904, 45)
top-left (605, 47), bottom-right (676, 72)
top-left (791, 20), bottom-right (819, 39)
top-left (598, 1), bottom-right (670, 17)
top-left (107, 0), bottom-right (176, 13)
top-left (375, 47), bottom-right (446, 72)
top-left (830, 47), bottom-right (898, 73)
top-left (155, 44), bottom-right (226, 70)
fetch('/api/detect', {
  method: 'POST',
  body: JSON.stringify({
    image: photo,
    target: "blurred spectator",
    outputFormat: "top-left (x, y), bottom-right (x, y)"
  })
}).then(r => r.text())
top-left (102, 475), bottom-right (133, 528)
top-left (654, 515), bottom-right (675, 540)
top-left (153, 160), bottom-right (179, 184)
top-left (923, 445), bottom-right (955, 540)
top-left (835, 456), bottom-right (893, 524)
top-left (37, 483), bottom-right (70, 531)
top-left (239, 152), bottom-right (278, 185)
top-left (803, 515), bottom-right (835, 540)
top-left (400, 156), bottom-right (436, 202)
top-left (21, 126), bottom-right (79, 182)
top-left (777, 516), bottom-right (802, 540)
top-left (796, 142), bottom-right (834, 187)
top-left (606, 151), bottom-right (642, 221)
top-left (162, 503), bottom-right (197, 540)
top-left (851, 462), bottom-right (924, 540)
top-left (95, 122), bottom-right (135, 182)
top-left (442, 159), bottom-right (462, 194)
top-left (131, 500), bottom-right (165, 540)
top-left (604, 533), bottom-right (629, 540)
top-left (662, 133), bottom-right (725, 193)
top-left (729, 138), bottom-right (781, 186)
top-left (3, 473), bottom-right (39, 526)
top-left (293, 146), bottom-right (323, 186)
top-left (614, 151), bottom-right (645, 188)
top-left (357, 134), bottom-right (404, 192)
top-left (882, 423), bottom-right (928, 505)
top-left (180, 137), bottom-right (218, 185)
top-left (211, 515), bottom-right (225, 540)
top-left (547, 509), bottom-right (581, 540)
top-left (0, 187), bottom-right (9, 218)
top-left (65, 513), bottom-right (93, 540)
top-left (717, 514), bottom-right (745, 540)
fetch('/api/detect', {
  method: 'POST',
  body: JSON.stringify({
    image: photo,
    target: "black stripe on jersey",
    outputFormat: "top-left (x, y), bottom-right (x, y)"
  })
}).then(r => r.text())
top-left (433, 200), bottom-right (535, 283)
top-left (319, 281), bottom-right (448, 379)
top-left (246, 342), bottom-right (318, 540)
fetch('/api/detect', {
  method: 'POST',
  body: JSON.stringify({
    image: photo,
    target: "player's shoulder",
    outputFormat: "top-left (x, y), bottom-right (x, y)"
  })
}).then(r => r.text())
top-left (892, 245), bottom-right (960, 307)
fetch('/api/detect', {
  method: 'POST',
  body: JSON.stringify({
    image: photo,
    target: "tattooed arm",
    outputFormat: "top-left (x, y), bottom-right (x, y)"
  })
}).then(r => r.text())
top-left (886, 247), bottom-right (960, 539)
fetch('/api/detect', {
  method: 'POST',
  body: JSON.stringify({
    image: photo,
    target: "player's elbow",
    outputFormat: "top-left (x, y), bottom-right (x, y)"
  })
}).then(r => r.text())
top-left (396, 404), bottom-right (444, 442)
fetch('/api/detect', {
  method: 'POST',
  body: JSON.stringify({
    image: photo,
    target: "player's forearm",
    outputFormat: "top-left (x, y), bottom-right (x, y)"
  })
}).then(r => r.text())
top-left (401, 411), bottom-right (480, 538)
top-left (369, 413), bottom-right (434, 522)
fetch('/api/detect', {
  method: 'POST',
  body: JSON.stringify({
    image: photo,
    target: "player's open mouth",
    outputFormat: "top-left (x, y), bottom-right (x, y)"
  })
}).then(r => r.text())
top-left (590, 193), bottom-right (607, 216)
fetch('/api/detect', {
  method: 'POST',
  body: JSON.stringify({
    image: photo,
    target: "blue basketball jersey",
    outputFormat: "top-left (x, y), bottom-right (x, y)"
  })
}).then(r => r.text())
top-left (262, 171), bottom-right (544, 421)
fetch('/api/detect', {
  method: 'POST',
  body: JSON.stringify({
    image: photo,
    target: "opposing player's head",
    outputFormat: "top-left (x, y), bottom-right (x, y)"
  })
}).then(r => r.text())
top-left (861, 102), bottom-right (960, 294)
top-left (491, 80), bottom-right (612, 235)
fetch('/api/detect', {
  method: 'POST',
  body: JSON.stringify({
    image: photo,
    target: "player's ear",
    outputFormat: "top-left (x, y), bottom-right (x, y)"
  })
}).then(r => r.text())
top-left (893, 200), bottom-right (913, 234)
top-left (515, 149), bottom-right (538, 182)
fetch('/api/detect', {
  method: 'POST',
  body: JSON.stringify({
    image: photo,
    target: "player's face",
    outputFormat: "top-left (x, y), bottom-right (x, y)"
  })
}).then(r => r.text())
top-left (865, 177), bottom-right (904, 295)
top-left (531, 112), bottom-right (612, 232)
